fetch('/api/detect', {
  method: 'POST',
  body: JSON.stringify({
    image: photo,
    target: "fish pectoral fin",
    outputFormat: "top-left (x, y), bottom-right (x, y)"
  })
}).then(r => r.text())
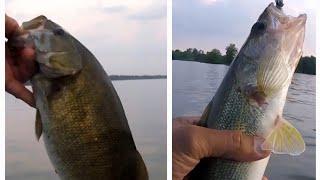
top-left (257, 53), bottom-right (289, 97)
top-left (261, 117), bottom-right (305, 155)
top-left (35, 110), bottom-right (43, 141)
top-left (198, 101), bottom-right (212, 126)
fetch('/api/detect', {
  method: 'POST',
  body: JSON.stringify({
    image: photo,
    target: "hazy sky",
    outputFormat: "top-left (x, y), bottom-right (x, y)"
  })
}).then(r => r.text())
top-left (6, 0), bottom-right (166, 75)
top-left (173, 0), bottom-right (316, 56)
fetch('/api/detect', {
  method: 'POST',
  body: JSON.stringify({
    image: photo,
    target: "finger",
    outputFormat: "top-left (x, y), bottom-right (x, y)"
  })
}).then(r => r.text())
top-left (241, 134), bottom-right (271, 161)
top-left (185, 116), bottom-right (202, 125)
top-left (262, 176), bottom-right (268, 180)
top-left (17, 48), bottom-right (37, 82)
top-left (20, 47), bottom-right (36, 60)
top-left (174, 116), bottom-right (201, 126)
top-left (6, 79), bottom-right (35, 107)
top-left (5, 14), bottom-right (21, 38)
top-left (198, 129), bottom-right (271, 161)
top-left (253, 136), bottom-right (271, 158)
top-left (15, 64), bottom-right (36, 82)
top-left (191, 127), bottom-right (235, 159)
top-left (6, 44), bottom-right (37, 82)
top-left (224, 132), bottom-right (271, 161)
top-left (5, 44), bottom-right (15, 65)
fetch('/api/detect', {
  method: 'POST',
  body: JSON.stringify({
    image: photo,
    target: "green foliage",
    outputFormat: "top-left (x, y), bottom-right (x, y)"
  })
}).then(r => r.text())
top-left (172, 44), bottom-right (238, 65)
top-left (295, 56), bottom-right (316, 75)
top-left (172, 44), bottom-right (316, 75)
top-left (206, 49), bottom-right (223, 63)
top-left (225, 44), bottom-right (238, 64)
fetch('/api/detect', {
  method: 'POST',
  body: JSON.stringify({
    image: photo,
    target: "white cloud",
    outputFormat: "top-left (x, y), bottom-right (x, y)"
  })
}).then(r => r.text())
top-left (173, 0), bottom-right (315, 56)
top-left (6, 0), bottom-right (166, 75)
top-left (201, 0), bottom-right (218, 5)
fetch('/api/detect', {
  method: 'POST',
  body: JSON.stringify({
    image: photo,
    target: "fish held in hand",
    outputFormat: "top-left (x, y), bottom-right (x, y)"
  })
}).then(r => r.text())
top-left (10, 15), bottom-right (148, 180)
top-left (189, 3), bottom-right (306, 180)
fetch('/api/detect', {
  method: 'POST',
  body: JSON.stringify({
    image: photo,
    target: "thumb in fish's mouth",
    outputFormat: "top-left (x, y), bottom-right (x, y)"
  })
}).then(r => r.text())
top-left (7, 29), bottom-right (35, 51)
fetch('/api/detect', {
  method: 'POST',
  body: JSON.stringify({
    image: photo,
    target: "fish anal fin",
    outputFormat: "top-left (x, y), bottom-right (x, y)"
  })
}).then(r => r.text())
top-left (261, 116), bottom-right (305, 155)
top-left (35, 110), bottom-right (43, 141)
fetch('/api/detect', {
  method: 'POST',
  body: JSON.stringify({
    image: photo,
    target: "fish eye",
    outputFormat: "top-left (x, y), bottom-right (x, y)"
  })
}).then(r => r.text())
top-left (53, 28), bottom-right (65, 36)
top-left (252, 22), bottom-right (266, 31)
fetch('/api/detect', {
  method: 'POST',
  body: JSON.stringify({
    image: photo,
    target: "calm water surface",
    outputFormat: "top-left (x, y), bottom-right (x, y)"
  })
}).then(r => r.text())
top-left (173, 61), bottom-right (315, 180)
top-left (6, 79), bottom-right (166, 180)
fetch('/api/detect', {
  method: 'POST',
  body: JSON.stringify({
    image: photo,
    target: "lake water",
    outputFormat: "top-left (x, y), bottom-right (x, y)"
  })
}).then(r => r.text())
top-left (173, 61), bottom-right (315, 180)
top-left (6, 79), bottom-right (167, 180)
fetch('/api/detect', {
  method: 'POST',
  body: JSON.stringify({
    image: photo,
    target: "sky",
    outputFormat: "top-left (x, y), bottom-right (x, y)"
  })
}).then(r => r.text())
top-left (6, 0), bottom-right (166, 75)
top-left (173, 0), bottom-right (316, 56)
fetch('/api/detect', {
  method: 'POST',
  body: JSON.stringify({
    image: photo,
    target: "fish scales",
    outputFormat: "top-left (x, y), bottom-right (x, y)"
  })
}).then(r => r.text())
top-left (188, 3), bottom-right (306, 180)
top-left (35, 57), bottom-right (140, 178)
top-left (191, 159), bottom-right (251, 180)
top-left (10, 15), bottom-right (148, 180)
top-left (213, 79), bottom-right (264, 134)
top-left (188, 63), bottom-right (264, 180)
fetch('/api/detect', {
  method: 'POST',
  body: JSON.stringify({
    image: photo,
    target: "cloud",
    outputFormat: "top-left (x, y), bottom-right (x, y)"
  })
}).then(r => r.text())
top-left (101, 5), bottom-right (127, 13)
top-left (201, 0), bottom-right (219, 5)
top-left (173, 0), bottom-right (315, 56)
top-left (128, 3), bottom-right (166, 21)
top-left (6, 0), bottom-right (166, 75)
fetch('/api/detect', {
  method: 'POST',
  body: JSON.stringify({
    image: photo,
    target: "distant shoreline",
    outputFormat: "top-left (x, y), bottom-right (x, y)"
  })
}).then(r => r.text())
top-left (173, 46), bottom-right (316, 75)
top-left (173, 59), bottom-right (315, 75)
top-left (110, 75), bottom-right (167, 81)
top-left (24, 75), bottom-right (166, 86)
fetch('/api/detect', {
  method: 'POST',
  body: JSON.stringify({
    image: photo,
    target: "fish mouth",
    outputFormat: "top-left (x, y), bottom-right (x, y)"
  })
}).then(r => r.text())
top-left (262, 3), bottom-right (306, 69)
top-left (262, 3), bottom-right (307, 31)
top-left (7, 16), bottom-right (48, 50)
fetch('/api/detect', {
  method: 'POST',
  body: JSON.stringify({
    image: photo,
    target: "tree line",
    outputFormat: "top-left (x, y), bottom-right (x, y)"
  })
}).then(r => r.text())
top-left (172, 44), bottom-right (316, 75)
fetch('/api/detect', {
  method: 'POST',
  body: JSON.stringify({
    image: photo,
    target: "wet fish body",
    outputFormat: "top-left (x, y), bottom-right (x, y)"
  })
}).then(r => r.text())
top-left (15, 16), bottom-right (148, 180)
top-left (189, 3), bottom-right (306, 180)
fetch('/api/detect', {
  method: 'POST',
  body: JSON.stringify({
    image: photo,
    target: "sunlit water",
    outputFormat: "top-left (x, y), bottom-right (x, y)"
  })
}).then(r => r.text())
top-left (173, 61), bottom-right (315, 180)
top-left (6, 79), bottom-right (167, 180)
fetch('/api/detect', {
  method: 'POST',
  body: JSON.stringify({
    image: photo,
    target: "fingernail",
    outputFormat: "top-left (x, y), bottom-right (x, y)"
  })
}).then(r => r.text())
top-left (22, 48), bottom-right (36, 60)
top-left (254, 136), bottom-right (266, 154)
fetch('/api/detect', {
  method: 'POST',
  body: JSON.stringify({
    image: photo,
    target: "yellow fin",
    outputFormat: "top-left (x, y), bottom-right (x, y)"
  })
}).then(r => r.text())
top-left (35, 110), bottom-right (43, 141)
top-left (257, 54), bottom-right (289, 96)
top-left (261, 117), bottom-right (305, 156)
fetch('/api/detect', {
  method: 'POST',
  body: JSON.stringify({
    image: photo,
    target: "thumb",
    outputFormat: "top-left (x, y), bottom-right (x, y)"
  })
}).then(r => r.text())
top-left (5, 14), bottom-right (23, 38)
top-left (196, 129), bottom-right (270, 161)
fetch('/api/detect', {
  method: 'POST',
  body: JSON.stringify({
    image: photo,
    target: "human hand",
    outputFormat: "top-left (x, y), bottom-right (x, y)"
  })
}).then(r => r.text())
top-left (5, 14), bottom-right (37, 107)
top-left (172, 116), bottom-right (270, 180)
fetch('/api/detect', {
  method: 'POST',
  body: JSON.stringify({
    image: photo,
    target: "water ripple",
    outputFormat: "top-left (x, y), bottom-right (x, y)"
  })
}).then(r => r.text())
top-left (173, 61), bottom-right (315, 179)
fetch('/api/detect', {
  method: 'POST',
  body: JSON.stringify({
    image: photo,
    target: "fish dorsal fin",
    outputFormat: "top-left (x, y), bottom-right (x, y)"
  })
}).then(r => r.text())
top-left (257, 53), bottom-right (289, 97)
top-left (35, 110), bottom-right (43, 141)
top-left (261, 116), bottom-right (305, 155)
